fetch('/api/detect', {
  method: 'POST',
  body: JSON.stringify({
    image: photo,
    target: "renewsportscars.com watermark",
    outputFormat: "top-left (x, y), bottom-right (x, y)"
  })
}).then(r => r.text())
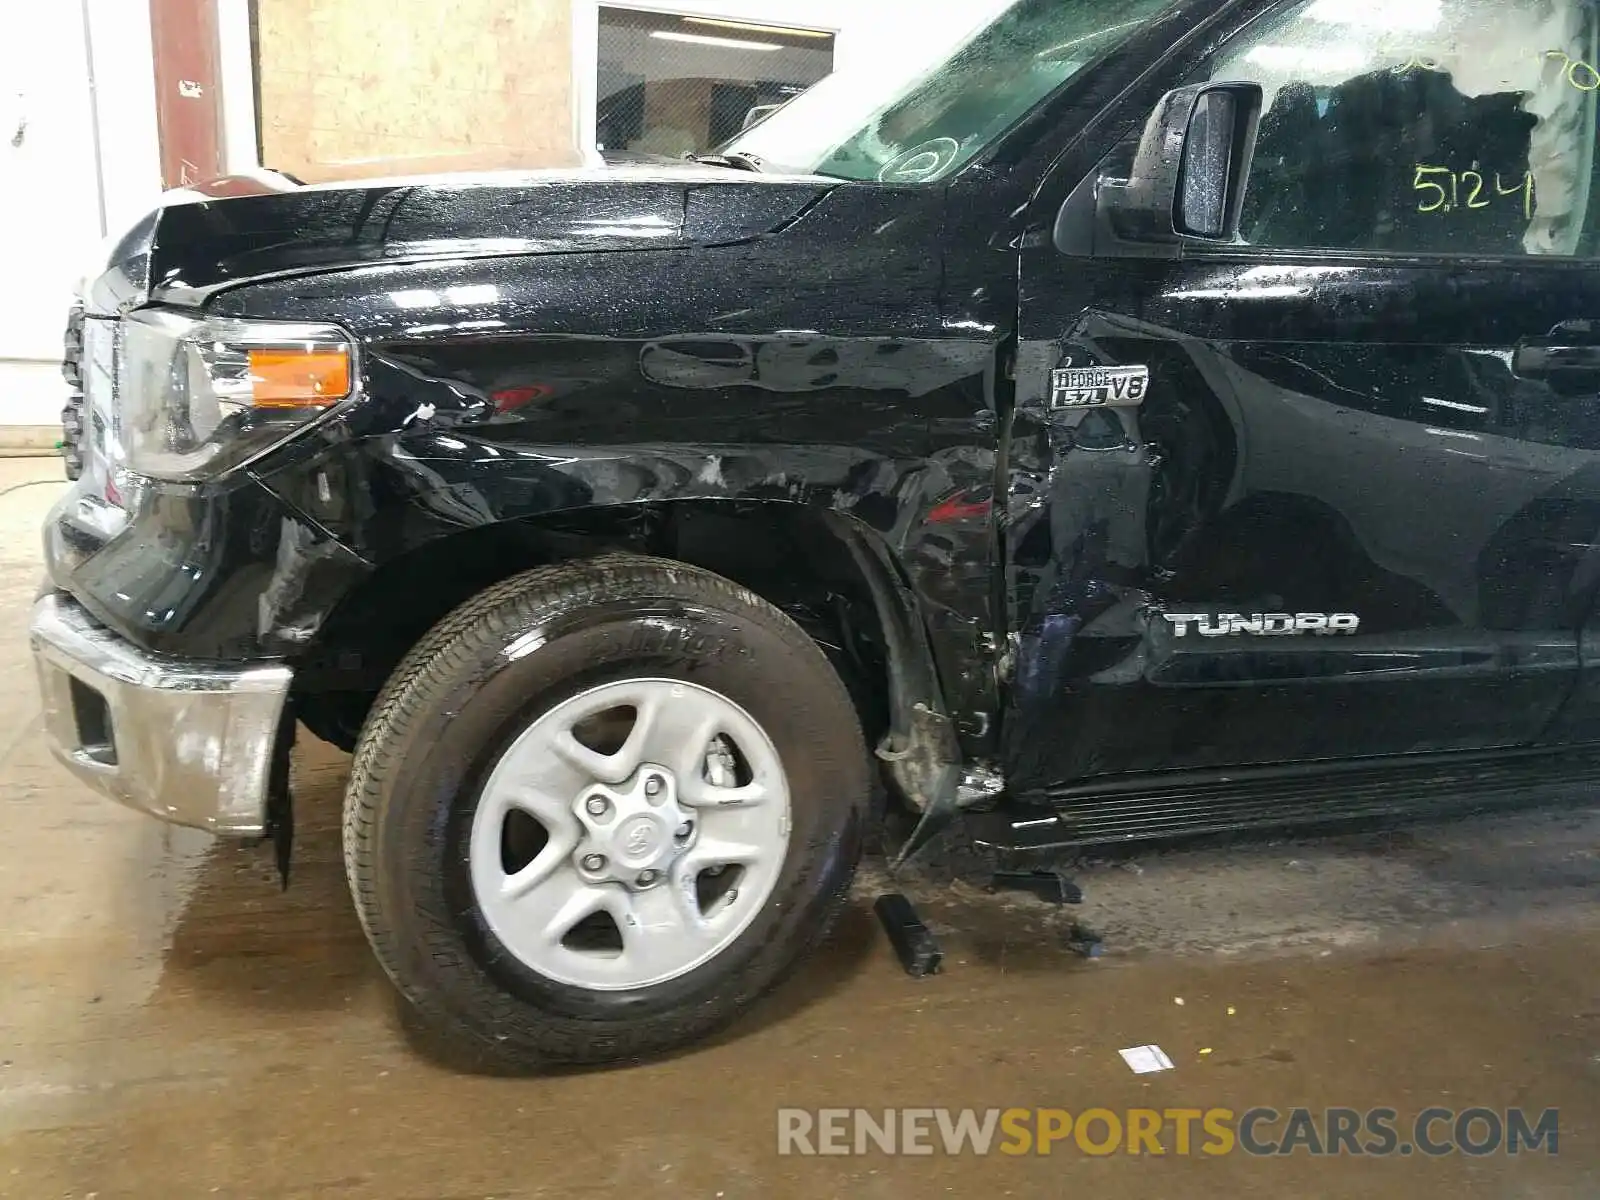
top-left (777, 1107), bottom-right (1560, 1158)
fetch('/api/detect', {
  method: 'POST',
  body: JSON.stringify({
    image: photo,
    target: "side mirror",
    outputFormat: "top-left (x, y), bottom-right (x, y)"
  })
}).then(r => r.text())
top-left (1060, 81), bottom-right (1263, 256)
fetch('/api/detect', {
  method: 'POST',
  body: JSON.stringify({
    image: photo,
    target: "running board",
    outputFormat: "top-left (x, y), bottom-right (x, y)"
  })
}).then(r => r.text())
top-left (967, 746), bottom-right (1600, 853)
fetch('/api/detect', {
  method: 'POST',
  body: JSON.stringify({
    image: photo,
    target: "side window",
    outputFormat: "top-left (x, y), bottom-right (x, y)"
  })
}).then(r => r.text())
top-left (1207, 0), bottom-right (1600, 256)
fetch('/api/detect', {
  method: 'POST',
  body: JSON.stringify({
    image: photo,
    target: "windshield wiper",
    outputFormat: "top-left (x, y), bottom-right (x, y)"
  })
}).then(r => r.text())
top-left (685, 151), bottom-right (765, 173)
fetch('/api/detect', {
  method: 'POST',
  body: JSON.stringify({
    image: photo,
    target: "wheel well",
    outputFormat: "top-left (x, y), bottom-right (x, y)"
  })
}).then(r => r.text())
top-left (292, 503), bottom-right (923, 765)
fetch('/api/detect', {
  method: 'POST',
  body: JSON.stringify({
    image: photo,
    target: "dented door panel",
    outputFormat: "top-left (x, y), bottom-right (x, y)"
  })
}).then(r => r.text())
top-left (1006, 256), bottom-right (1598, 792)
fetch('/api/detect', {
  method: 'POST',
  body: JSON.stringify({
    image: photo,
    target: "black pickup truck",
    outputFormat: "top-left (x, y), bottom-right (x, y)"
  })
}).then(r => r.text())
top-left (33, 0), bottom-right (1600, 1068)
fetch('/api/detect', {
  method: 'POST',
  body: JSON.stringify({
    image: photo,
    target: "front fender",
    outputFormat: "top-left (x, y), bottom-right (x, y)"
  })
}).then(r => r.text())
top-left (232, 192), bottom-right (1006, 750)
top-left (249, 357), bottom-right (1001, 757)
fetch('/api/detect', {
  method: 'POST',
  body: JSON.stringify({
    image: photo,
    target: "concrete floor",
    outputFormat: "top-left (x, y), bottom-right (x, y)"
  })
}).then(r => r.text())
top-left (0, 458), bottom-right (1597, 1199)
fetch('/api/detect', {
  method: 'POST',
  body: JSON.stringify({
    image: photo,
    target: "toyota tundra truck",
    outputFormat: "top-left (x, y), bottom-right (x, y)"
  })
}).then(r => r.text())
top-left (33, 0), bottom-right (1600, 1068)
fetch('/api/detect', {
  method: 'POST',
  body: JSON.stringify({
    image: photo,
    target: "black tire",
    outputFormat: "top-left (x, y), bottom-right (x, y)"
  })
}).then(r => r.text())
top-left (342, 553), bottom-right (871, 1071)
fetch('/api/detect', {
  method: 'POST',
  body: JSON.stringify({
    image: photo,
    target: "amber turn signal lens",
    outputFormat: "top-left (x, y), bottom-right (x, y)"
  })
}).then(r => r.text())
top-left (247, 348), bottom-right (352, 408)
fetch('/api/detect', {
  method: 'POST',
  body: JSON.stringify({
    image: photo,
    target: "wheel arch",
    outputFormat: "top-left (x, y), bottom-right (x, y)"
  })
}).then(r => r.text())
top-left (290, 500), bottom-right (962, 814)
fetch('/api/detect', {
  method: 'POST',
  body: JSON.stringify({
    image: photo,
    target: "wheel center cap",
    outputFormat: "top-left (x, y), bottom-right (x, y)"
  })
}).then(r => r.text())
top-left (574, 764), bottom-right (692, 883)
top-left (617, 814), bottom-right (664, 864)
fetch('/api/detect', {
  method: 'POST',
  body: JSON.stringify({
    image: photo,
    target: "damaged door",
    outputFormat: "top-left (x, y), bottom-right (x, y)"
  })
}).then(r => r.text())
top-left (1005, 0), bottom-right (1600, 793)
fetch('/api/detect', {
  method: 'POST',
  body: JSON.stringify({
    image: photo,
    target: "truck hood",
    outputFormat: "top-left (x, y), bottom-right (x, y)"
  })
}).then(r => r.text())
top-left (92, 165), bottom-right (837, 310)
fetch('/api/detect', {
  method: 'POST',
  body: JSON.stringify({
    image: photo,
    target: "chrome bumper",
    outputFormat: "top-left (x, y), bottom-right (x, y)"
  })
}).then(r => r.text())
top-left (29, 592), bottom-right (292, 836)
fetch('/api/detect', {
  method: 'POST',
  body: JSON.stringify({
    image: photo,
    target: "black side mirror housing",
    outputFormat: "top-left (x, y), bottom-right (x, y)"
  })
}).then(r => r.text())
top-left (1056, 81), bottom-right (1264, 257)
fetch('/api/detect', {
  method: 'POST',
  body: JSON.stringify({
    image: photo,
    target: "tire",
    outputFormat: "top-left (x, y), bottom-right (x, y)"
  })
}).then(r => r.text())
top-left (342, 553), bottom-right (871, 1071)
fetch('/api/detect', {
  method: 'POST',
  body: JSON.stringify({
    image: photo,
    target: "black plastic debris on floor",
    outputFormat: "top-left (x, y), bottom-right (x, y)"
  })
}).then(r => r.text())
top-left (874, 892), bottom-right (943, 977)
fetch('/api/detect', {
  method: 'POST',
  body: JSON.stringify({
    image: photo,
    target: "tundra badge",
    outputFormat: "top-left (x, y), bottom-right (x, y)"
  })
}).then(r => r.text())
top-left (1050, 364), bottom-right (1150, 408)
top-left (1163, 613), bottom-right (1362, 637)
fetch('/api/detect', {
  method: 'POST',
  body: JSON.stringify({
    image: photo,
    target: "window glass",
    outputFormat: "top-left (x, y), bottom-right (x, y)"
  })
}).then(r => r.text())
top-left (721, 0), bottom-right (1172, 181)
top-left (1208, 0), bottom-right (1600, 255)
top-left (596, 8), bottom-right (835, 160)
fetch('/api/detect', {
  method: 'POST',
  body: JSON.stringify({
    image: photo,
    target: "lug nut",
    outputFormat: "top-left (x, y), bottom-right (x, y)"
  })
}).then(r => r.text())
top-left (585, 795), bottom-right (609, 817)
top-left (644, 775), bottom-right (664, 798)
top-left (675, 820), bottom-right (694, 839)
top-left (580, 853), bottom-right (606, 872)
top-left (636, 869), bottom-right (660, 886)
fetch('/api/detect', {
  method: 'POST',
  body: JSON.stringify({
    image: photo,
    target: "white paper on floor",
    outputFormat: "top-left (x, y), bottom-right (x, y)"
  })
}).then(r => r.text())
top-left (1119, 1044), bottom-right (1176, 1074)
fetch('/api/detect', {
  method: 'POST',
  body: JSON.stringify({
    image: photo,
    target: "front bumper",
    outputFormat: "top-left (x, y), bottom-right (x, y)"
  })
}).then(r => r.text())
top-left (30, 591), bottom-right (292, 836)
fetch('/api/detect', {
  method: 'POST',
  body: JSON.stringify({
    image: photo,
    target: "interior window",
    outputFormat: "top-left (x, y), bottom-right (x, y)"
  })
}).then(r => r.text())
top-left (595, 8), bottom-right (836, 160)
top-left (1208, 0), bottom-right (1600, 256)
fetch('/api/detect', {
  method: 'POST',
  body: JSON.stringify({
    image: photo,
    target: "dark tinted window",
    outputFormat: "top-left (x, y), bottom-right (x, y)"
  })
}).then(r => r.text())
top-left (1208, 0), bottom-right (1599, 256)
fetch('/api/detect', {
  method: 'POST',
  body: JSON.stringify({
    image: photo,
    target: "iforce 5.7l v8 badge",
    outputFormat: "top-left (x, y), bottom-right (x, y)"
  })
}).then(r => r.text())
top-left (1050, 364), bottom-right (1150, 409)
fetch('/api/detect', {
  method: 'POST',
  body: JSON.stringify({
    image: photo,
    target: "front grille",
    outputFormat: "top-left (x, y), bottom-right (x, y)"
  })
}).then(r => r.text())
top-left (60, 303), bottom-right (86, 480)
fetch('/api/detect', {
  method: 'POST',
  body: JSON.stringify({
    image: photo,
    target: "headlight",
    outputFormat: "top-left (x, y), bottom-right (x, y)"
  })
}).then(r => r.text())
top-left (120, 309), bottom-right (355, 481)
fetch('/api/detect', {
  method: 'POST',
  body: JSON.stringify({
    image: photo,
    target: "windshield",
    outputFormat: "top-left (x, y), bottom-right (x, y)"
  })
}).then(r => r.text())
top-left (721, 0), bottom-right (1174, 182)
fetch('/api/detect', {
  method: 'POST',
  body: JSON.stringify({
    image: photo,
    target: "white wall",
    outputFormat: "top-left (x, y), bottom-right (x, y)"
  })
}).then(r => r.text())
top-left (86, 0), bottom-right (164, 237)
top-left (218, 0), bottom-right (261, 175)
top-left (0, 0), bottom-right (161, 430)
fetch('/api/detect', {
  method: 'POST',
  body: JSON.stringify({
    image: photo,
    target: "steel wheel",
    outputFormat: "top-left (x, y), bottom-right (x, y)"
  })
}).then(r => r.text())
top-left (345, 554), bottom-right (869, 1068)
top-left (468, 678), bottom-right (793, 991)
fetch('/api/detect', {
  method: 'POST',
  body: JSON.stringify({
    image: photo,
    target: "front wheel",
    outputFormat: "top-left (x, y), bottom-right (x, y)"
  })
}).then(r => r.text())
top-left (342, 555), bottom-right (870, 1070)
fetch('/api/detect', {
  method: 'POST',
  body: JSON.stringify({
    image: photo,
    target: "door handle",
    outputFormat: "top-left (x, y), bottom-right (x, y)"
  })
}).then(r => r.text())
top-left (1513, 322), bottom-right (1600, 380)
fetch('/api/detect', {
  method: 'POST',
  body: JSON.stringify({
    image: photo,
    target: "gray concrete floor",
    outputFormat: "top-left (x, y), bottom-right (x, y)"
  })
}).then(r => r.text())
top-left (0, 458), bottom-right (1597, 1198)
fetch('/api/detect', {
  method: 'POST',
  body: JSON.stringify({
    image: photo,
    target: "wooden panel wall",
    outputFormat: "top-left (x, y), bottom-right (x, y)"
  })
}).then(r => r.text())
top-left (255, 0), bottom-right (578, 182)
